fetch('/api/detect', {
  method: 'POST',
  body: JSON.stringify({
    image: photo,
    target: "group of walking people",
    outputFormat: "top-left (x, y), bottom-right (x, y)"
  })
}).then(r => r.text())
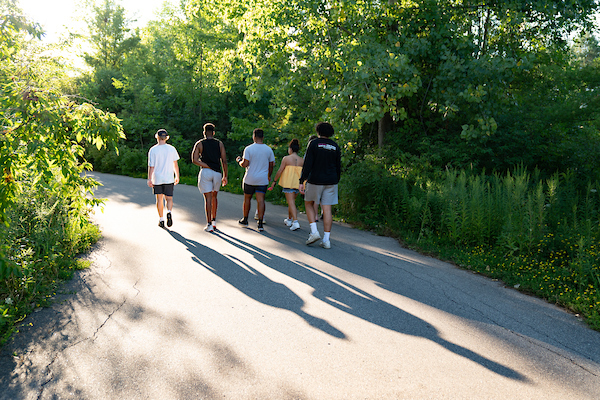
top-left (146, 122), bottom-right (341, 249)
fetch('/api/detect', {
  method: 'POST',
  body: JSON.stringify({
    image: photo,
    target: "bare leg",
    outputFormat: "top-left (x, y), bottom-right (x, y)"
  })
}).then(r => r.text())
top-left (256, 192), bottom-right (266, 219)
top-left (211, 192), bottom-right (218, 221)
top-left (203, 192), bottom-right (213, 224)
top-left (305, 200), bottom-right (316, 224)
top-left (243, 193), bottom-right (252, 218)
top-left (285, 192), bottom-right (297, 220)
top-left (156, 194), bottom-right (165, 218)
top-left (321, 204), bottom-right (333, 232)
top-left (165, 195), bottom-right (173, 212)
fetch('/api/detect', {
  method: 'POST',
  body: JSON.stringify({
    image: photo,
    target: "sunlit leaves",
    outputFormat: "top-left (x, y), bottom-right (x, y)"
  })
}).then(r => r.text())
top-left (0, 2), bottom-right (125, 229)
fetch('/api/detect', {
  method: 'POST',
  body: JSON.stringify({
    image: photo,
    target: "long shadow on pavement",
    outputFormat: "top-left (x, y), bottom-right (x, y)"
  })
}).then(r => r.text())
top-left (169, 230), bottom-right (525, 382)
top-left (168, 231), bottom-right (346, 339)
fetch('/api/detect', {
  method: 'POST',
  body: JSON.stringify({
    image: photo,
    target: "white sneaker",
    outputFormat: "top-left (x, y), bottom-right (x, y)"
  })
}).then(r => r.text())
top-left (284, 218), bottom-right (292, 227)
top-left (254, 210), bottom-right (259, 220)
top-left (204, 224), bottom-right (214, 232)
top-left (290, 221), bottom-right (300, 231)
top-left (319, 240), bottom-right (331, 249)
top-left (306, 231), bottom-right (321, 245)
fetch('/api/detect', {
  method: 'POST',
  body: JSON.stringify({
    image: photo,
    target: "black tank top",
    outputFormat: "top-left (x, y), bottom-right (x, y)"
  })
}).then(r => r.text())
top-left (201, 138), bottom-right (222, 173)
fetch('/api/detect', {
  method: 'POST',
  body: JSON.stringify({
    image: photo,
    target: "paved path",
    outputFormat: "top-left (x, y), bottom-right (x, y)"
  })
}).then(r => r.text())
top-left (1, 172), bottom-right (599, 399)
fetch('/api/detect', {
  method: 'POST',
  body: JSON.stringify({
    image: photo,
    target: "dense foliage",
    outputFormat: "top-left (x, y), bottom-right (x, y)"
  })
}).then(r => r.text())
top-left (0, 0), bottom-right (124, 343)
top-left (78, 1), bottom-right (600, 178)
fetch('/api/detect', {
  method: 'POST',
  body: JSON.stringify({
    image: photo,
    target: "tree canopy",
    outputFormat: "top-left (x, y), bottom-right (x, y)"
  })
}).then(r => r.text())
top-left (45, 0), bottom-right (600, 180)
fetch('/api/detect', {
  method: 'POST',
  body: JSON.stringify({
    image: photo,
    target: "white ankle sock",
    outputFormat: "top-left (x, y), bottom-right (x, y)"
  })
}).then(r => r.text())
top-left (310, 222), bottom-right (318, 234)
top-left (323, 232), bottom-right (330, 242)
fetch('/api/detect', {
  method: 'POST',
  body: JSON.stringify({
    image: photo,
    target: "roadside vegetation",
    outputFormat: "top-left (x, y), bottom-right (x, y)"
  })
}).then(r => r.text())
top-left (0, 0), bottom-right (123, 345)
top-left (1, 0), bottom-right (599, 347)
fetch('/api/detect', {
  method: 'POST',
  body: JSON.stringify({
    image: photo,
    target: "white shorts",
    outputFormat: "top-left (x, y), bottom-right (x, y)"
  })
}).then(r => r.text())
top-left (198, 168), bottom-right (222, 193)
top-left (304, 183), bottom-right (338, 205)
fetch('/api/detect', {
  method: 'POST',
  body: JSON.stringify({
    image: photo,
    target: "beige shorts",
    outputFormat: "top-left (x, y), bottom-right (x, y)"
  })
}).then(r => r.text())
top-left (198, 168), bottom-right (222, 193)
top-left (304, 183), bottom-right (338, 205)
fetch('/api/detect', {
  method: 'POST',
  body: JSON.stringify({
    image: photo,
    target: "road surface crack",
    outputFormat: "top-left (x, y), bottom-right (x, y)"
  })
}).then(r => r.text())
top-left (37, 279), bottom-right (140, 400)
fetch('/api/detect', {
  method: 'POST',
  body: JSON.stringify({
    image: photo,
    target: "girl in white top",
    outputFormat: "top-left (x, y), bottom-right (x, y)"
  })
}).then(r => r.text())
top-left (268, 139), bottom-right (304, 231)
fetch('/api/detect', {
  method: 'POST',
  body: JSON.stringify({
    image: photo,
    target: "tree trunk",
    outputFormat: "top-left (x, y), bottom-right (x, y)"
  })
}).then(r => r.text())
top-left (378, 112), bottom-right (393, 155)
top-left (480, 8), bottom-right (491, 57)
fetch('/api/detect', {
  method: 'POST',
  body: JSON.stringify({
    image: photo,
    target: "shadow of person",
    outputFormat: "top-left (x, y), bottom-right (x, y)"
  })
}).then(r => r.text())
top-left (167, 230), bottom-right (345, 339)
top-left (213, 231), bottom-right (527, 382)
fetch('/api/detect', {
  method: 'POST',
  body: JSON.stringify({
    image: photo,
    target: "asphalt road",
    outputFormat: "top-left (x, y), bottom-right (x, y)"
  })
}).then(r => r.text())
top-left (1, 172), bottom-right (599, 399)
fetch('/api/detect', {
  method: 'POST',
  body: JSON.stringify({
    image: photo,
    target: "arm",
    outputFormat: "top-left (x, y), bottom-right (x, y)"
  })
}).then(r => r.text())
top-left (191, 141), bottom-right (209, 168)
top-left (299, 142), bottom-right (315, 192)
top-left (268, 161), bottom-right (275, 183)
top-left (269, 157), bottom-right (288, 189)
top-left (236, 155), bottom-right (249, 168)
top-left (220, 141), bottom-right (228, 186)
top-left (336, 147), bottom-right (342, 182)
top-left (147, 166), bottom-right (155, 187)
top-left (173, 160), bottom-right (180, 185)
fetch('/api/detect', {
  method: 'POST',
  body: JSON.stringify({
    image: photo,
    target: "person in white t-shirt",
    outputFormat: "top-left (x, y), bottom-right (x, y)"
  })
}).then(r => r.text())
top-left (235, 128), bottom-right (275, 232)
top-left (147, 129), bottom-right (180, 228)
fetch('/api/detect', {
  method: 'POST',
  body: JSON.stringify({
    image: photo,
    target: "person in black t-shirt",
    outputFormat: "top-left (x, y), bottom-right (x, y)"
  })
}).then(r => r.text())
top-left (299, 122), bottom-right (341, 249)
top-left (192, 123), bottom-right (228, 232)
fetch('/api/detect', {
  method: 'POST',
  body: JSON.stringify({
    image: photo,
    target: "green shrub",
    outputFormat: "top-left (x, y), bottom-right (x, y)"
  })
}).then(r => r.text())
top-left (338, 155), bottom-right (600, 329)
top-left (0, 179), bottom-right (100, 345)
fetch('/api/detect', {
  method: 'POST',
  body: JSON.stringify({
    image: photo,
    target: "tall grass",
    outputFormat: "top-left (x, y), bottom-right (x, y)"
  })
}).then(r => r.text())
top-left (339, 158), bottom-right (600, 330)
top-left (0, 180), bottom-right (100, 345)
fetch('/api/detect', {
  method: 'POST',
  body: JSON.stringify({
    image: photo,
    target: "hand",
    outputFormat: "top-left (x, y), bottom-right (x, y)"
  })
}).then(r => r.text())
top-left (299, 183), bottom-right (305, 194)
top-left (222, 177), bottom-right (228, 186)
top-left (147, 179), bottom-right (153, 188)
top-left (236, 156), bottom-right (242, 163)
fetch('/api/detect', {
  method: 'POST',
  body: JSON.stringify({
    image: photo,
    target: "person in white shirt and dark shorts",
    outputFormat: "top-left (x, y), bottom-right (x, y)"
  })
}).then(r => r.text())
top-left (147, 129), bottom-right (180, 229)
top-left (236, 128), bottom-right (275, 232)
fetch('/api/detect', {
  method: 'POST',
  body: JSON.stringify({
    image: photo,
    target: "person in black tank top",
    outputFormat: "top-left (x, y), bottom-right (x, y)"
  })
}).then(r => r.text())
top-left (200, 137), bottom-right (222, 173)
top-left (192, 123), bottom-right (228, 232)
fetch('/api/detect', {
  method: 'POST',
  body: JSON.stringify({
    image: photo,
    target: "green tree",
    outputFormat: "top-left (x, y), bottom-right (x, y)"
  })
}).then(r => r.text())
top-left (83, 0), bottom-right (140, 69)
top-left (573, 32), bottom-right (600, 66)
top-left (78, 0), bottom-right (140, 113)
top-left (0, 0), bottom-right (125, 277)
top-left (204, 0), bottom-right (599, 156)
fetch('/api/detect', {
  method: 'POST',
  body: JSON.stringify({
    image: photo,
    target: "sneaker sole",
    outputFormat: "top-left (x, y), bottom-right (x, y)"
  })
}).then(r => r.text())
top-left (166, 213), bottom-right (173, 227)
top-left (306, 236), bottom-right (321, 245)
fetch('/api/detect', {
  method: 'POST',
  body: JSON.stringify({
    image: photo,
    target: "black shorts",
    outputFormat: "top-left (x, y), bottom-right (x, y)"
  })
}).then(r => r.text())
top-left (153, 183), bottom-right (174, 196)
top-left (243, 183), bottom-right (268, 195)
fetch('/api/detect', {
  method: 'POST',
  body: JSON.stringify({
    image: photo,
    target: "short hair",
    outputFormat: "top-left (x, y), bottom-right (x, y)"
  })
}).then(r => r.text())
top-left (203, 123), bottom-right (215, 133)
top-left (289, 138), bottom-right (300, 153)
top-left (315, 122), bottom-right (334, 138)
top-left (253, 128), bottom-right (264, 138)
